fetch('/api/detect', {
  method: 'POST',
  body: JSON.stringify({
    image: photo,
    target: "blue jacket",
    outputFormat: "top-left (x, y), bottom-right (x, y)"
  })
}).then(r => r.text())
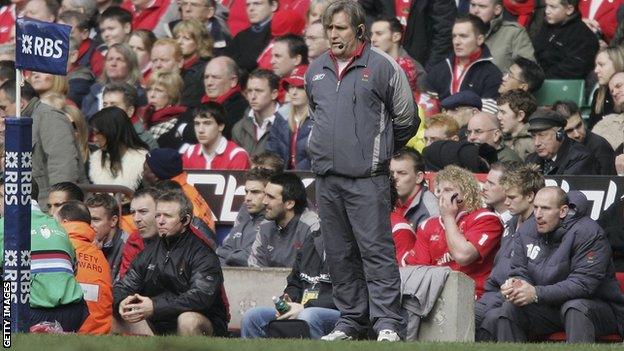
top-left (305, 42), bottom-right (417, 177)
top-left (267, 113), bottom-right (313, 171)
top-left (510, 209), bottom-right (624, 334)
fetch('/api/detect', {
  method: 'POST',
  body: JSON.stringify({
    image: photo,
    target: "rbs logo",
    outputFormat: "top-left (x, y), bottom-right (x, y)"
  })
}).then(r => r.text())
top-left (20, 34), bottom-right (63, 59)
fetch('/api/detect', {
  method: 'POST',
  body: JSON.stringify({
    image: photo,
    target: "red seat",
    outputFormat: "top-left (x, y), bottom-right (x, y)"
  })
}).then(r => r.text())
top-left (534, 272), bottom-right (624, 343)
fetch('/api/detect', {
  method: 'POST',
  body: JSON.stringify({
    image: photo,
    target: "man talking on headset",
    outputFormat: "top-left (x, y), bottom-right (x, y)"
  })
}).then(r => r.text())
top-left (305, 0), bottom-right (418, 342)
top-left (524, 109), bottom-right (596, 175)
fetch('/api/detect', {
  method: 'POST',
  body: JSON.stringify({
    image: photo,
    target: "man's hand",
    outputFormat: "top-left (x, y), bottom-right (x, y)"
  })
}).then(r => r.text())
top-left (439, 192), bottom-right (460, 220)
top-left (276, 302), bottom-right (304, 320)
top-left (120, 294), bottom-right (154, 323)
top-left (503, 280), bottom-right (537, 306)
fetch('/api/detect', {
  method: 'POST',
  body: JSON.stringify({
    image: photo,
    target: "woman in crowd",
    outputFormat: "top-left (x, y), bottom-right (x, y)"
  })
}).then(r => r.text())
top-left (128, 30), bottom-right (157, 87)
top-left (139, 71), bottom-right (187, 149)
top-left (29, 72), bottom-right (71, 107)
top-left (81, 43), bottom-right (146, 120)
top-left (267, 75), bottom-right (312, 170)
top-left (589, 46), bottom-right (624, 129)
top-left (89, 106), bottom-right (149, 190)
top-left (173, 19), bottom-right (213, 109)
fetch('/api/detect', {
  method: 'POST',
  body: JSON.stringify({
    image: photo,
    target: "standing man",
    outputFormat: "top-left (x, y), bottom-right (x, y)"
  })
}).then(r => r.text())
top-left (305, 0), bottom-right (417, 341)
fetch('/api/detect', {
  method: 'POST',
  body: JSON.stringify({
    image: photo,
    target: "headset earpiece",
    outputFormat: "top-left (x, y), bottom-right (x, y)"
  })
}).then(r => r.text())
top-left (356, 25), bottom-right (365, 39)
top-left (555, 129), bottom-right (565, 142)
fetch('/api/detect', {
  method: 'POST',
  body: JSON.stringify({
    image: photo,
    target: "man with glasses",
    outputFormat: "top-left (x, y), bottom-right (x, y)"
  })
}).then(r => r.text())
top-left (498, 57), bottom-right (545, 95)
top-left (525, 109), bottom-right (596, 175)
top-left (304, 21), bottom-right (329, 63)
top-left (467, 112), bottom-right (522, 163)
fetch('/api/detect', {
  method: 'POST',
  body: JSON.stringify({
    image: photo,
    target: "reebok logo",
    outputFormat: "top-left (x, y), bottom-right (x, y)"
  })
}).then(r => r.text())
top-left (21, 34), bottom-right (63, 58)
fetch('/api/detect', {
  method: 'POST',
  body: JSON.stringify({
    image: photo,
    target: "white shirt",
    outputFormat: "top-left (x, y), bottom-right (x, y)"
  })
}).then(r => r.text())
top-left (248, 109), bottom-right (277, 141)
top-left (201, 136), bottom-right (228, 165)
top-left (589, 0), bottom-right (604, 20)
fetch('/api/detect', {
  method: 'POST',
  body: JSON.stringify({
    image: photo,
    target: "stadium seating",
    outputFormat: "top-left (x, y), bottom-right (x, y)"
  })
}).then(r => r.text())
top-left (534, 79), bottom-right (585, 107)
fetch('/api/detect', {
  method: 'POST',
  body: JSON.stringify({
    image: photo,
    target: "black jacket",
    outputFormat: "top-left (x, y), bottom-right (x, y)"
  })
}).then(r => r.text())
top-left (425, 45), bottom-right (502, 100)
top-left (532, 13), bottom-right (599, 79)
top-left (226, 21), bottom-right (272, 74)
top-left (283, 233), bottom-right (336, 310)
top-left (588, 88), bottom-right (615, 130)
top-left (402, 0), bottom-right (456, 70)
top-left (510, 210), bottom-right (624, 335)
top-left (113, 228), bottom-right (229, 334)
top-left (525, 137), bottom-right (597, 175)
top-left (583, 131), bottom-right (616, 175)
top-left (598, 197), bottom-right (624, 272)
top-left (181, 58), bottom-right (208, 110)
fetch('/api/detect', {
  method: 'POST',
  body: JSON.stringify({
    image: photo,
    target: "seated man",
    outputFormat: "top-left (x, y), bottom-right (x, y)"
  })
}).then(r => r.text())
top-left (475, 164), bottom-right (544, 340)
top-left (426, 14), bottom-right (502, 100)
top-left (404, 165), bottom-right (503, 297)
top-left (496, 89), bottom-right (537, 160)
top-left (47, 181), bottom-right (85, 216)
top-left (498, 56), bottom-right (545, 95)
top-left (487, 187), bottom-right (624, 342)
top-left (532, 0), bottom-right (598, 79)
top-left (86, 193), bottom-right (129, 282)
top-left (467, 112), bottom-right (522, 163)
top-left (241, 231), bottom-right (339, 339)
top-left (248, 173), bottom-right (319, 268)
top-left (0, 182), bottom-right (88, 332)
top-left (144, 148), bottom-right (216, 232)
top-left (181, 102), bottom-right (250, 170)
top-left (56, 201), bottom-right (113, 335)
top-left (118, 187), bottom-right (161, 279)
top-left (218, 168), bottom-right (273, 266)
top-left (525, 109), bottom-right (596, 175)
top-left (113, 191), bottom-right (229, 336)
top-left (389, 147), bottom-right (439, 229)
top-left (553, 100), bottom-right (616, 175)
top-left (482, 162), bottom-right (519, 227)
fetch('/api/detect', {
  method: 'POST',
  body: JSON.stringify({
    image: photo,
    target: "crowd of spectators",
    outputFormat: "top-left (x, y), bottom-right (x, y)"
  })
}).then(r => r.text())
top-left (0, 0), bottom-right (622, 343)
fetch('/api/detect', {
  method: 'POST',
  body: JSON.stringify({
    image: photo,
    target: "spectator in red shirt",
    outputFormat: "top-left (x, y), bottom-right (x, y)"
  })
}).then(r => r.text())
top-left (389, 147), bottom-right (439, 229)
top-left (0, 0), bottom-right (28, 44)
top-left (371, 16), bottom-right (426, 95)
top-left (122, 0), bottom-right (180, 38)
top-left (579, 0), bottom-right (621, 44)
top-left (182, 102), bottom-right (251, 170)
top-left (404, 165), bottom-right (504, 297)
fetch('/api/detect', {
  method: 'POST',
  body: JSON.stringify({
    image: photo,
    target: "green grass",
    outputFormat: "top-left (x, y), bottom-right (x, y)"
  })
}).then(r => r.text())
top-left (6, 335), bottom-right (623, 351)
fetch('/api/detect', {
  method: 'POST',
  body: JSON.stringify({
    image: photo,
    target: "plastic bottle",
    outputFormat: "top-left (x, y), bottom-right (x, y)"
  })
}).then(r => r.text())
top-left (273, 295), bottom-right (291, 315)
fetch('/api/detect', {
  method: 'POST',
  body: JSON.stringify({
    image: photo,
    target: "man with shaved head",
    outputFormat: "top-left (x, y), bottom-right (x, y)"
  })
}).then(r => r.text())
top-left (467, 112), bottom-right (522, 163)
top-left (483, 186), bottom-right (624, 343)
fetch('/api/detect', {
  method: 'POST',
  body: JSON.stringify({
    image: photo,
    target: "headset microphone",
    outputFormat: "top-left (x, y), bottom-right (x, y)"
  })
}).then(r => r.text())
top-left (337, 43), bottom-right (345, 49)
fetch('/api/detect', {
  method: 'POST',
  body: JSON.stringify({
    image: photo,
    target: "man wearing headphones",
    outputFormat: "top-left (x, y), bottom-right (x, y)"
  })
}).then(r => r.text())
top-left (305, 0), bottom-right (417, 342)
top-left (113, 191), bottom-right (229, 336)
top-left (524, 109), bottom-right (596, 175)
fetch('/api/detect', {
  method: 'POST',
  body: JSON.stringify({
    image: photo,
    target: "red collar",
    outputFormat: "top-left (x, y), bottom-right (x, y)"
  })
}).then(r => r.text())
top-left (201, 85), bottom-right (241, 105)
top-left (454, 47), bottom-right (483, 68)
top-left (182, 54), bottom-right (200, 71)
top-left (329, 41), bottom-right (366, 78)
top-left (145, 104), bottom-right (187, 126)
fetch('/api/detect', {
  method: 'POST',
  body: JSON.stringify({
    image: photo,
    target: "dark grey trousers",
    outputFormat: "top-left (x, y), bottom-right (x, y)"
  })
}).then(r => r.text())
top-left (493, 298), bottom-right (619, 343)
top-left (316, 175), bottom-right (405, 337)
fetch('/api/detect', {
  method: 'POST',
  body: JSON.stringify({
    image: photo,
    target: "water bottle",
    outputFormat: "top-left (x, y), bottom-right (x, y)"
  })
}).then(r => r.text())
top-left (273, 296), bottom-right (291, 315)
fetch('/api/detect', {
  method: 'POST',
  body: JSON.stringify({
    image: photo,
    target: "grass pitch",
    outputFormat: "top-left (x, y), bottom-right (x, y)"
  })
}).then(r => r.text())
top-left (6, 335), bottom-right (624, 351)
